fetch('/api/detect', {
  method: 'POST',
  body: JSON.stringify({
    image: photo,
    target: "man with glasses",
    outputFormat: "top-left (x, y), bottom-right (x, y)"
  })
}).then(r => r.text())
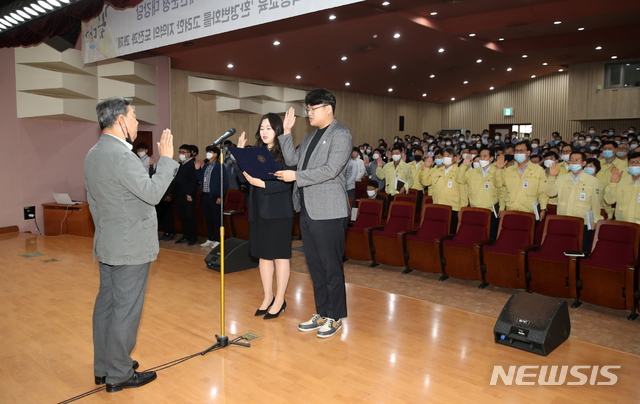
top-left (547, 151), bottom-right (602, 252)
top-left (597, 140), bottom-right (627, 218)
top-left (275, 89), bottom-right (352, 339)
top-left (495, 140), bottom-right (549, 220)
top-left (604, 152), bottom-right (640, 225)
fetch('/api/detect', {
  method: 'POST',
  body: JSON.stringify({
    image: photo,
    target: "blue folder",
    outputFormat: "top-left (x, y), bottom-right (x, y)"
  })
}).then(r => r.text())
top-left (228, 146), bottom-right (280, 180)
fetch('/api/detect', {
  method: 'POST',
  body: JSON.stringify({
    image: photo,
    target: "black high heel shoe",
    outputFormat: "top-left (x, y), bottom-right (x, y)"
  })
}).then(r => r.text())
top-left (254, 296), bottom-right (275, 316)
top-left (263, 300), bottom-right (286, 320)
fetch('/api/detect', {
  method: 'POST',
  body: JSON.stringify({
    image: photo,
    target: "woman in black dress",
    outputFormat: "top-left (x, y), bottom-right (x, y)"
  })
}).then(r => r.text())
top-left (238, 113), bottom-right (294, 319)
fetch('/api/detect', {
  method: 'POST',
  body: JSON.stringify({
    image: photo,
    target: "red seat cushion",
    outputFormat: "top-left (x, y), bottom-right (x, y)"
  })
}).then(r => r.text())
top-left (536, 219), bottom-right (581, 259)
top-left (492, 215), bottom-right (533, 251)
top-left (587, 224), bottom-right (636, 266)
top-left (483, 245), bottom-right (518, 255)
top-left (414, 207), bottom-right (449, 240)
top-left (450, 210), bottom-right (489, 246)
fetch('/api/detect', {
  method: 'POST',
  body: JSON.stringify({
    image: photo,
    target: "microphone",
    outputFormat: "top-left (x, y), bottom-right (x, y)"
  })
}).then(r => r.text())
top-left (211, 128), bottom-right (236, 146)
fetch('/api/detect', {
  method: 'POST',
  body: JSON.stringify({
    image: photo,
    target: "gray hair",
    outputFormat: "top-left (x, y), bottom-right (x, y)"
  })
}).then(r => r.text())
top-left (96, 97), bottom-right (132, 130)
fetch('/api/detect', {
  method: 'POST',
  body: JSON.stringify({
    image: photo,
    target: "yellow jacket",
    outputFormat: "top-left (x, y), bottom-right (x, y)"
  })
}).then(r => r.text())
top-left (597, 157), bottom-right (628, 217)
top-left (421, 164), bottom-right (467, 211)
top-left (375, 160), bottom-right (413, 196)
top-left (495, 162), bottom-right (548, 212)
top-left (604, 172), bottom-right (640, 224)
top-left (456, 164), bottom-right (505, 210)
top-left (409, 161), bottom-right (425, 191)
top-left (546, 172), bottom-right (602, 225)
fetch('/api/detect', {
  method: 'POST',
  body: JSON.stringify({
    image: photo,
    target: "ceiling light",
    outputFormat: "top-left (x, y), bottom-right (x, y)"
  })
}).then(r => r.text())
top-left (429, 74), bottom-right (435, 78)
top-left (393, 33), bottom-right (400, 38)
top-left (273, 40), bottom-right (280, 45)
top-left (4, 15), bottom-right (18, 24)
top-left (388, 88), bottom-right (393, 92)
top-left (47, 0), bottom-right (62, 6)
top-left (469, 33), bottom-right (475, 37)
top-left (0, 22), bottom-right (6, 29)
top-left (611, 56), bottom-right (617, 59)
top-left (10, 13), bottom-right (25, 22)
top-left (422, 93), bottom-right (427, 97)
top-left (382, 1), bottom-right (389, 5)
top-left (578, 27), bottom-right (584, 31)
top-left (476, 59), bottom-right (482, 63)
top-left (522, 55), bottom-right (528, 58)
top-left (554, 21), bottom-right (561, 24)
top-left (345, 82), bottom-right (350, 86)
top-left (542, 62), bottom-right (548, 65)
top-left (531, 75), bottom-right (536, 78)
top-left (38, 0), bottom-right (54, 10)
top-left (391, 65), bottom-right (397, 69)
top-left (498, 38), bottom-right (504, 41)
top-left (463, 81), bottom-right (468, 84)
top-left (23, 6), bottom-right (38, 16)
top-left (296, 75), bottom-right (301, 79)
top-left (430, 12), bottom-right (437, 15)
top-left (59, 0), bottom-right (70, 3)
top-left (31, 3), bottom-right (46, 13)
top-left (559, 69), bottom-right (564, 72)
top-left (341, 56), bottom-right (347, 61)
top-left (490, 87), bottom-right (494, 90)
top-left (595, 46), bottom-right (602, 50)
top-left (329, 14), bottom-right (336, 20)
top-left (451, 98), bottom-right (455, 101)
top-left (438, 48), bottom-right (444, 53)
top-left (16, 10), bottom-right (31, 19)
top-left (507, 67), bottom-right (512, 71)
top-left (227, 63), bottom-right (233, 68)
top-left (0, 18), bottom-right (12, 26)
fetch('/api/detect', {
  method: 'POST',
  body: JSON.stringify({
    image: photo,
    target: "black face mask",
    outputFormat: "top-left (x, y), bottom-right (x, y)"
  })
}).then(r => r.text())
top-left (504, 154), bottom-right (515, 162)
top-left (414, 155), bottom-right (423, 161)
top-left (120, 119), bottom-right (133, 145)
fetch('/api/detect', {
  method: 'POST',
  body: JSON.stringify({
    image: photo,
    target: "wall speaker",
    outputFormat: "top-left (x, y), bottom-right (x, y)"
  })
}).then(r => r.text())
top-left (399, 116), bottom-right (405, 131)
top-left (43, 20), bottom-right (81, 53)
top-left (494, 291), bottom-right (571, 356)
top-left (204, 238), bottom-right (258, 273)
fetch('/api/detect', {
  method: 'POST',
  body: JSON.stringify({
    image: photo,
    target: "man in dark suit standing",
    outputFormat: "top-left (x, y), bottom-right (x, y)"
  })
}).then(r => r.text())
top-left (84, 97), bottom-right (178, 392)
top-left (174, 144), bottom-right (199, 245)
top-left (276, 89), bottom-right (352, 338)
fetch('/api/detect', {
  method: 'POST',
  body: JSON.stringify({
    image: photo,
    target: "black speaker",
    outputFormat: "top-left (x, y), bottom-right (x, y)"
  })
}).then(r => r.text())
top-left (399, 116), bottom-right (405, 131)
top-left (44, 20), bottom-right (81, 52)
top-left (204, 238), bottom-right (258, 273)
top-left (494, 291), bottom-right (571, 356)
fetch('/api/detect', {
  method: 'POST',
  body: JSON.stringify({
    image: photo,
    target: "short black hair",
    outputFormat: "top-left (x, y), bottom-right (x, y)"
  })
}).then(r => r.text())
top-left (190, 145), bottom-right (199, 156)
top-left (205, 145), bottom-right (220, 155)
top-left (367, 180), bottom-right (379, 188)
top-left (179, 144), bottom-right (190, 151)
top-left (628, 152), bottom-right (640, 161)
top-left (391, 145), bottom-right (403, 153)
top-left (570, 151), bottom-right (586, 161)
top-left (136, 142), bottom-right (148, 150)
top-left (479, 146), bottom-right (495, 158)
top-left (543, 151), bottom-right (559, 160)
top-left (514, 140), bottom-right (531, 152)
top-left (305, 88), bottom-right (336, 113)
top-left (601, 140), bottom-right (618, 149)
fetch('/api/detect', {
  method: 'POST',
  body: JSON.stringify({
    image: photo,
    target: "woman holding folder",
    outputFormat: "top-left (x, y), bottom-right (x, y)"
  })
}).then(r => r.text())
top-left (238, 113), bottom-right (294, 319)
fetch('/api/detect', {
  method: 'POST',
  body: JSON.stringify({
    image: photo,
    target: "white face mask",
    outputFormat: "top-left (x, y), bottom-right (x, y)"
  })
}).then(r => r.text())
top-left (479, 159), bottom-right (490, 168)
top-left (588, 130), bottom-right (595, 135)
top-left (472, 162), bottom-right (481, 169)
top-left (544, 159), bottom-right (555, 168)
top-left (179, 154), bottom-right (187, 162)
top-left (531, 143), bottom-right (538, 149)
top-left (495, 136), bottom-right (500, 140)
top-left (372, 153), bottom-right (380, 160)
top-left (367, 190), bottom-right (376, 197)
top-left (475, 143), bottom-right (482, 148)
top-left (206, 152), bottom-right (214, 160)
top-left (392, 154), bottom-right (402, 162)
top-left (442, 156), bottom-right (453, 166)
top-left (137, 151), bottom-right (146, 158)
top-left (445, 141), bottom-right (452, 146)
top-left (629, 130), bottom-right (635, 134)
top-left (561, 153), bottom-right (571, 162)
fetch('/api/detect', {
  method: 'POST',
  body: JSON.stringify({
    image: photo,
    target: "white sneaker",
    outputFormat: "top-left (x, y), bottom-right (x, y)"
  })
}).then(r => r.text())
top-left (211, 241), bottom-right (220, 249)
top-left (317, 318), bottom-right (342, 338)
top-left (200, 240), bottom-right (214, 247)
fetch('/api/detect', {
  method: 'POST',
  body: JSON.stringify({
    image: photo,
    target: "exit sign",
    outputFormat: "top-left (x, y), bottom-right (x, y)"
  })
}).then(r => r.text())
top-left (503, 108), bottom-right (514, 116)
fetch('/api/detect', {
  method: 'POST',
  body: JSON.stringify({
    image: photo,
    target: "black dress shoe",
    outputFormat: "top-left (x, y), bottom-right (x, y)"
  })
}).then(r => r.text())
top-left (158, 233), bottom-right (168, 240)
top-left (106, 370), bottom-right (157, 393)
top-left (175, 238), bottom-right (188, 244)
top-left (164, 234), bottom-right (175, 241)
top-left (254, 296), bottom-right (275, 316)
top-left (95, 361), bottom-right (139, 385)
top-left (263, 300), bottom-right (286, 320)
top-left (187, 240), bottom-right (197, 246)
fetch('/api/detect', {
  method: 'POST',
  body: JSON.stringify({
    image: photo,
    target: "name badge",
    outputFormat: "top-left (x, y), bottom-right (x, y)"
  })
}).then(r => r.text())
top-left (579, 192), bottom-right (586, 201)
top-left (484, 183), bottom-right (490, 190)
top-left (637, 193), bottom-right (640, 204)
top-left (447, 181), bottom-right (453, 188)
top-left (523, 181), bottom-right (529, 189)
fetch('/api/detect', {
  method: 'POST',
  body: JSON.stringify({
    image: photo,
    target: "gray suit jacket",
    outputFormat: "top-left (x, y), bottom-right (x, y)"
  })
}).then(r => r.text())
top-left (279, 119), bottom-right (352, 220)
top-left (84, 134), bottom-right (179, 265)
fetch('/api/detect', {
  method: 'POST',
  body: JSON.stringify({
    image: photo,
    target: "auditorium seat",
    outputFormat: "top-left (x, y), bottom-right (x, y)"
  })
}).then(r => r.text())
top-left (402, 204), bottom-right (452, 274)
top-left (478, 211), bottom-right (536, 289)
top-left (438, 207), bottom-right (492, 281)
top-left (525, 215), bottom-right (583, 298)
top-left (534, 204), bottom-right (557, 245)
top-left (367, 201), bottom-right (415, 268)
top-left (224, 190), bottom-right (248, 240)
top-left (572, 220), bottom-right (640, 320)
top-left (344, 199), bottom-right (384, 261)
top-left (355, 180), bottom-right (368, 200)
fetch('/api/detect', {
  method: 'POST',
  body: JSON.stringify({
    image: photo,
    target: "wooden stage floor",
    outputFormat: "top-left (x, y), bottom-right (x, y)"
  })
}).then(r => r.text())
top-left (1, 233), bottom-right (638, 403)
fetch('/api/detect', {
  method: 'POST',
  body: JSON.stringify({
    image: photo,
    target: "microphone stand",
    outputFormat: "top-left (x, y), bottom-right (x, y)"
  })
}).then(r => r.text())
top-left (202, 150), bottom-right (250, 353)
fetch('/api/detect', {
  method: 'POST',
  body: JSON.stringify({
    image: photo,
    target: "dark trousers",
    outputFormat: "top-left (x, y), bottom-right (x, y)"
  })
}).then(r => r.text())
top-left (415, 190), bottom-right (424, 213)
top-left (450, 210), bottom-right (459, 234)
top-left (156, 198), bottom-right (175, 234)
top-left (300, 208), bottom-right (348, 320)
top-left (490, 213), bottom-right (500, 240)
top-left (93, 262), bottom-right (150, 383)
top-left (202, 194), bottom-right (222, 242)
top-left (176, 195), bottom-right (198, 242)
top-left (583, 226), bottom-right (594, 253)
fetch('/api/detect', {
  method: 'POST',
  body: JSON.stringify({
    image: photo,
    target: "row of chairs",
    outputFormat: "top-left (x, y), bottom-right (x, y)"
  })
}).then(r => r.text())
top-left (345, 199), bottom-right (640, 321)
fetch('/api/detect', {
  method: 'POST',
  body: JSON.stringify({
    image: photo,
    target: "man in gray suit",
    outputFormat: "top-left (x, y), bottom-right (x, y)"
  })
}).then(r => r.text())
top-left (276, 89), bottom-right (352, 338)
top-left (84, 97), bottom-right (179, 392)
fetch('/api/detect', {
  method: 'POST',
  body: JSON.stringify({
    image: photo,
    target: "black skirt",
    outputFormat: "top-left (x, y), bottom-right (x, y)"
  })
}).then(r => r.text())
top-left (249, 215), bottom-right (293, 260)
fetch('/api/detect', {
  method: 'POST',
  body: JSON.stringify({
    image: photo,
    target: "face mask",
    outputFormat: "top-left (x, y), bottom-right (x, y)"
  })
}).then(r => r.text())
top-left (588, 130), bottom-right (595, 135)
top-left (427, 139), bottom-right (433, 144)
top-left (589, 145), bottom-right (597, 150)
top-left (434, 158), bottom-right (443, 166)
top-left (179, 154), bottom-right (187, 161)
top-left (206, 152), bottom-right (214, 160)
top-left (472, 162), bottom-right (481, 169)
top-left (583, 167), bottom-right (596, 175)
top-left (628, 166), bottom-right (640, 176)
top-left (359, 149), bottom-right (364, 153)
top-left (442, 157), bottom-right (453, 166)
top-left (461, 153), bottom-right (468, 160)
top-left (568, 164), bottom-right (582, 173)
top-left (367, 190), bottom-right (376, 197)
top-left (479, 159), bottom-right (490, 168)
top-left (414, 155), bottom-right (423, 162)
top-left (586, 137), bottom-right (592, 142)
top-left (609, 132), bottom-right (614, 136)
top-left (578, 140), bottom-right (586, 145)
top-left (504, 154), bottom-right (514, 162)
top-left (544, 160), bottom-right (555, 168)
top-left (630, 143), bottom-right (638, 149)
top-left (366, 149), bottom-right (372, 154)
top-left (524, 136), bottom-right (529, 140)
top-left (445, 141), bottom-right (451, 146)
top-left (372, 153), bottom-right (380, 160)
top-left (413, 142), bottom-right (419, 145)
top-left (460, 145), bottom-right (466, 149)
top-left (514, 153), bottom-right (527, 163)
top-left (475, 143), bottom-right (481, 148)
top-left (482, 138), bottom-right (488, 145)
top-left (392, 154), bottom-right (402, 162)
top-left (561, 153), bottom-right (571, 162)
top-left (137, 151), bottom-right (146, 157)
top-left (616, 151), bottom-right (627, 158)
top-left (495, 136), bottom-right (500, 140)
top-left (531, 143), bottom-right (538, 149)
top-left (602, 150), bottom-right (614, 159)
top-left (629, 130), bottom-right (635, 134)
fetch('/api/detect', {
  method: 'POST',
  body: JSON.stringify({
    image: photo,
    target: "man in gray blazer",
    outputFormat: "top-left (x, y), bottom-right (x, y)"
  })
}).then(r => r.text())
top-left (276, 89), bottom-right (352, 338)
top-left (84, 97), bottom-right (179, 392)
